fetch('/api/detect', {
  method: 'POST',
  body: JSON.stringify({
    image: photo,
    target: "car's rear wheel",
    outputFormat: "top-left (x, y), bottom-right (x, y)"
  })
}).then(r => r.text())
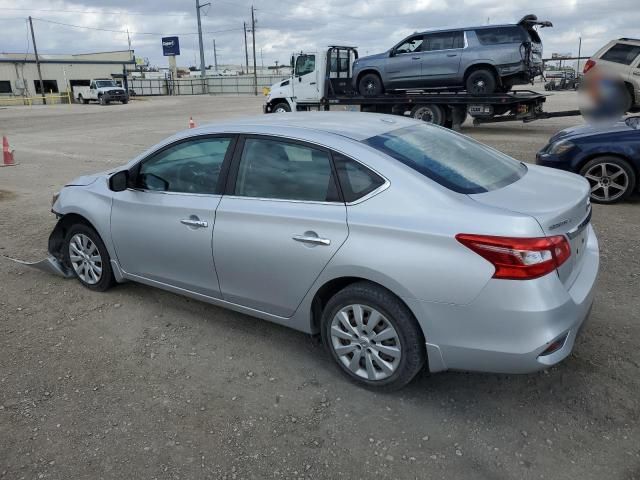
top-left (358, 73), bottom-right (384, 97)
top-left (580, 156), bottom-right (636, 204)
top-left (64, 224), bottom-right (115, 291)
top-left (466, 69), bottom-right (497, 94)
top-left (272, 102), bottom-right (291, 113)
top-left (321, 281), bottom-right (426, 391)
top-left (410, 104), bottom-right (445, 126)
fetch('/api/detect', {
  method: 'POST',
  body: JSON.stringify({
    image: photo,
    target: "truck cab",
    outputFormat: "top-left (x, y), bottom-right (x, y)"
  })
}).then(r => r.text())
top-left (265, 46), bottom-right (358, 112)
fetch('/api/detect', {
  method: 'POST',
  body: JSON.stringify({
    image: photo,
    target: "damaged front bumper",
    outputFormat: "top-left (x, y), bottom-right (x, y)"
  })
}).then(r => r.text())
top-left (1, 253), bottom-right (73, 278)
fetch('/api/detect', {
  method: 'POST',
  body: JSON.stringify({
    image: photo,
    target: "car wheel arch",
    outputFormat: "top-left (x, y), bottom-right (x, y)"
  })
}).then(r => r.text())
top-left (356, 69), bottom-right (383, 86)
top-left (48, 213), bottom-right (112, 264)
top-left (463, 63), bottom-right (500, 84)
top-left (309, 275), bottom-right (420, 335)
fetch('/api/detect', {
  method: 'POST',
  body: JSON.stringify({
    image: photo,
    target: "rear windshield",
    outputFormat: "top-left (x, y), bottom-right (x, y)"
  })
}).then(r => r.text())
top-left (363, 124), bottom-right (526, 194)
top-left (475, 26), bottom-right (529, 45)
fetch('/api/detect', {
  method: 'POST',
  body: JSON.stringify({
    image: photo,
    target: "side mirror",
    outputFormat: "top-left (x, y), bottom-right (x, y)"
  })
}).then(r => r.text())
top-left (109, 170), bottom-right (129, 192)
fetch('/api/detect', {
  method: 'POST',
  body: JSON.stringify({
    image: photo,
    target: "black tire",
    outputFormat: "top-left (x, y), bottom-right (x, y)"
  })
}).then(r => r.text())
top-left (78, 94), bottom-right (89, 105)
top-left (358, 73), bottom-right (384, 97)
top-left (321, 281), bottom-right (426, 391)
top-left (465, 69), bottom-right (497, 94)
top-left (99, 95), bottom-right (106, 105)
top-left (410, 104), bottom-right (445, 126)
top-left (579, 156), bottom-right (636, 204)
top-left (621, 85), bottom-right (633, 113)
top-left (64, 223), bottom-right (116, 292)
top-left (122, 98), bottom-right (129, 104)
top-left (272, 101), bottom-right (291, 113)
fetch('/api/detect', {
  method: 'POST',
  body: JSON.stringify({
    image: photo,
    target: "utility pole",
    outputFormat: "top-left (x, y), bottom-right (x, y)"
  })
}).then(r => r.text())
top-left (212, 39), bottom-right (218, 72)
top-left (28, 16), bottom-right (46, 105)
top-left (195, 0), bottom-right (210, 83)
top-left (577, 36), bottom-right (582, 74)
top-left (251, 6), bottom-right (258, 95)
top-left (243, 22), bottom-right (249, 75)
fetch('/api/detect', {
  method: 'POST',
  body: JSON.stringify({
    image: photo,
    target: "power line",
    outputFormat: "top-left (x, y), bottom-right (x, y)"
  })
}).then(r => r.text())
top-left (0, 7), bottom-right (190, 17)
top-left (30, 17), bottom-right (243, 37)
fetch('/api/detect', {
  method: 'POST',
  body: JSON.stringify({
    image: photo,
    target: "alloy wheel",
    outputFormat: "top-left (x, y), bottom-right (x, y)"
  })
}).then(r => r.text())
top-left (330, 304), bottom-right (402, 381)
top-left (69, 233), bottom-right (103, 285)
top-left (584, 162), bottom-right (629, 202)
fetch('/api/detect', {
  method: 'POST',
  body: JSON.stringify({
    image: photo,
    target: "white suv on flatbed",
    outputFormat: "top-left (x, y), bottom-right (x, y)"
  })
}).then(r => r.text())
top-left (585, 38), bottom-right (640, 111)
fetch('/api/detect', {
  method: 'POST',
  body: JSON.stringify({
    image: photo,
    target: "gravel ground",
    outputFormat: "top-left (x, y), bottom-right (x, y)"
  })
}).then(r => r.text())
top-left (0, 91), bottom-right (639, 480)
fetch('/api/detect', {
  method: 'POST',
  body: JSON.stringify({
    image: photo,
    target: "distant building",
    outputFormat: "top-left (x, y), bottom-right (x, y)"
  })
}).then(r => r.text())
top-left (0, 50), bottom-right (136, 97)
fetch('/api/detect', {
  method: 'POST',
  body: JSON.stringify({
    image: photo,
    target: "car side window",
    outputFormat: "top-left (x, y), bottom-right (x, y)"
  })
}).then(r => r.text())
top-left (234, 138), bottom-right (339, 202)
top-left (601, 43), bottom-right (640, 66)
top-left (395, 36), bottom-right (424, 55)
top-left (137, 137), bottom-right (231, 194)
top-left (423, 31), bottom-right (464, 51)
top-left (333, 152), bottom-right (385, 202)
top-left (295, 55), bottom-right (315, 76)
top-left (475, 27), bottom-right (526, 45)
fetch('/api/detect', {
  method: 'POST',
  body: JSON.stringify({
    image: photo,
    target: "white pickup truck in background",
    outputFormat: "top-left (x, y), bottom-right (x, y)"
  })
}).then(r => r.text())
top-left (73, 79), bottom-right (129, 105)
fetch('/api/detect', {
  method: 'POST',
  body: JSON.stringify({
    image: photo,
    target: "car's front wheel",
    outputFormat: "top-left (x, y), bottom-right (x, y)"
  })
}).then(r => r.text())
top-left (321, 281), bottom-right (426, 391)
top-left (64, 224), bottom-right (115, 291)
top-left (358, 73), bottom-right (384, 97)
top-left (580, 156), bottom-right (636, 204)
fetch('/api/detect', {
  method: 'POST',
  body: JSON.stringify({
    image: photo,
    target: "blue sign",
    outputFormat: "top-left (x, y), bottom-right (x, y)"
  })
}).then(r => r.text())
top-left (162, 36), bottom-right (180, 56)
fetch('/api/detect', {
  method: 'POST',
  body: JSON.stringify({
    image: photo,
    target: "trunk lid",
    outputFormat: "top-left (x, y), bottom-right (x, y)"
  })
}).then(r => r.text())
top-left (470, 164), bottom-right (592, 287)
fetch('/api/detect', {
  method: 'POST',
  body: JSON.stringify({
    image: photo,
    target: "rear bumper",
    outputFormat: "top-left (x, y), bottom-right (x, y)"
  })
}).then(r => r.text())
top-left (406, 225), bottom-right (599, 374)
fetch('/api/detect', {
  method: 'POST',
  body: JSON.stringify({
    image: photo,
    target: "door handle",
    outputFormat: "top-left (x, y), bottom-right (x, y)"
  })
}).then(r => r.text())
top-left (292, 234), bottom-right (331, 246)
top-left (412, 56), bottom-right (421, 60)
top-left (447, 53), bottom-right (458, 57)
top-left (309, 81), bottom-right (316, 85)
top-left (180, 218), bottom-right (208, 228)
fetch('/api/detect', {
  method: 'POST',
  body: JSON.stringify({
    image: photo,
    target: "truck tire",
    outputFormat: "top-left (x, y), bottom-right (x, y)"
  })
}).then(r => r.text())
top-left (99, 95), bottom-right (106, 105)
top-left (122, 98), bottom-right (129, 104)
top-left (272, 102), bottom-right (291, 113)
top-left (465, 69), bottom-right (497, 94)
top-left (358, 73), bottom-right (384, 97)
top-left (410, 104), bottom-right (445, 126)
top-left (78, 94), bottom-right (89, 105)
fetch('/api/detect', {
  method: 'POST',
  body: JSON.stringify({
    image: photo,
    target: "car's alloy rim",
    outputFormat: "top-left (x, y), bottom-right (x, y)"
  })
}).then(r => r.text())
top-left (330, 304), bottom-right (401, 381)
top-left (275, 107), bottom-right (287, 113)
top-left (584, 162), bottom-right (629, 202)
top-left (69, 233), bottom-right (102, 285)
top-left (473, 79), bottom-right (486, 93)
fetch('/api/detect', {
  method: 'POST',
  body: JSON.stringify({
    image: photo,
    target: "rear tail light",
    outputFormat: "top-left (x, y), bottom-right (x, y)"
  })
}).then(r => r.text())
top-left (583, 59), bottom-right (596, 74)
top-left (455, 234), bottom-right (571, 280)
top-left (539, 333), bottom-right (568, 356)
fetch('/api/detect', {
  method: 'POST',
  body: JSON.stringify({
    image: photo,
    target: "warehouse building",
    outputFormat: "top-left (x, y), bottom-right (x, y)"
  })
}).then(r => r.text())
top-left (0, 50), bottom-right (136, 99)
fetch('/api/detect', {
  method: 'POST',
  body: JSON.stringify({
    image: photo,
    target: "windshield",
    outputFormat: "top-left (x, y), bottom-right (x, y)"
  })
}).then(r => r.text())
top-left (363, 124), bottom-right (526, 194)
top-left (96, 80), bottom-right (117, 88)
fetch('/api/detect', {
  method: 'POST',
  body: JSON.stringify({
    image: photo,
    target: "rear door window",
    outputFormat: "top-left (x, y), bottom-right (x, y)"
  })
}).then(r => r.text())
top-left (363, 124), bottom-right (526, 194)
top-left (423, 31), bottom-right (464, 51)
top-left (601, 43), bottom-right (640, 65)
top-left (475, 27), bottom-right (526, 45)
top-left (234, 137), bottom-right (339, 202)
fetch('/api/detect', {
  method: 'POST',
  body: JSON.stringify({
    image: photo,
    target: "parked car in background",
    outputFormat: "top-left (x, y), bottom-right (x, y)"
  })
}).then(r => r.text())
top-left (537, 116), bottom-right (640, 204)
top-left (73, 79), bottom-right (129, 105)
top-left (352, 14), bottom-right (552, 96)
top-left (584, 38), bottom-right (640, 112)
top-left (46, 112), bottom-right (597, 390)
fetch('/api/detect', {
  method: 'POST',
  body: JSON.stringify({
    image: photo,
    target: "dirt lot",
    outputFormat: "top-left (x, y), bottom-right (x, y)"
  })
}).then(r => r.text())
top-left (0, 92), bottom-right (639, 480)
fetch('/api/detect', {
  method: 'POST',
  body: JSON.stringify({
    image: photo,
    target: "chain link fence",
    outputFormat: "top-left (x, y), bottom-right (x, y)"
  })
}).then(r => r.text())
top-left (129, 75), bottom-right (288, 97)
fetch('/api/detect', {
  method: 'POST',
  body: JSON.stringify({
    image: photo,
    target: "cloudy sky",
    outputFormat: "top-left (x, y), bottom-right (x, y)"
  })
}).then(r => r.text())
top-left (0, 0), bottom-right (638, 69)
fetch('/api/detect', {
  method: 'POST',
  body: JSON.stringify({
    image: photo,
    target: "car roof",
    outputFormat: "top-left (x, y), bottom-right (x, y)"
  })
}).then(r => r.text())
top-left (415, 23), bottom-right (521, 35)
top-left (187, 111), bottom-right (419, 141)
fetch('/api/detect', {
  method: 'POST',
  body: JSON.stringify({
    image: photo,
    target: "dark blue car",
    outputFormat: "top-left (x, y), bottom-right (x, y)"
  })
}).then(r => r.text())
top-left (537, 117), bottom-right (640, 204)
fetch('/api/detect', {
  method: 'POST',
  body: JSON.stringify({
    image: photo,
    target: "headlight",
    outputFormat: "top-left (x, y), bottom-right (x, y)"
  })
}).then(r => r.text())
top-left (51, 191), bottom-right (60, 208)
top-left (548, 140), bottom-right (575, 155)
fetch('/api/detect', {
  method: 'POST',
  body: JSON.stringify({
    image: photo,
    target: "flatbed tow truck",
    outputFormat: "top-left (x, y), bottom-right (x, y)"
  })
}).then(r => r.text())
top-left (264, 46), bottom-right (582, 129)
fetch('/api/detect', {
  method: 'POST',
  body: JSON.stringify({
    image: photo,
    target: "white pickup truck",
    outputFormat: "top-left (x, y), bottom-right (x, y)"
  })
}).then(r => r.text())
top-left (73, 79), bottom-right (129, 105)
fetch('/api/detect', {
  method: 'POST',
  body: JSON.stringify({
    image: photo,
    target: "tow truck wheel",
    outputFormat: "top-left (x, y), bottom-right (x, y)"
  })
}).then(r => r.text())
top-left (272, 102), bottom-right (291, 113)
top-left (410, 104), bottom-right (445, 126)
top-left (99, 95), bottom-right (105, 105)
top-left (358, 73), bottom-right (384, 97)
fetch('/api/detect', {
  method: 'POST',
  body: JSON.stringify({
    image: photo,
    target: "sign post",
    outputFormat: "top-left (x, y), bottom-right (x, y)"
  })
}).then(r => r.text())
top-left (162, 36), bottom-right (180, 95)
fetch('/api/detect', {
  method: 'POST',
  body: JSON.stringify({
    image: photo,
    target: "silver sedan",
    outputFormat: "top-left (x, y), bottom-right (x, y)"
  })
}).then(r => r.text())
top-left (47, 112), bottom-right (599, 390)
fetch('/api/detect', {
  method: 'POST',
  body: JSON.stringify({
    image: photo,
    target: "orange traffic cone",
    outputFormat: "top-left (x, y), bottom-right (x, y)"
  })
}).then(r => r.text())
top-left (1, 136), bottom-right (16, 167)
top-left (188, 116), bottom-right (196, 129)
